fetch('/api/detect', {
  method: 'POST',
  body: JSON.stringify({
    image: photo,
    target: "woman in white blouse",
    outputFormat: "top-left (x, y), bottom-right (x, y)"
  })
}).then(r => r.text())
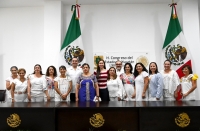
top-left (27, 64), bottom-right (50, 102)
top-left (45, 65), bottom-right (57, 101)
top-left (134, 62), bottom-right (149, 101)
top-left (181, 65), bottom-right (198, 100)
top-left (11, 68), bottom-right (27, 102)
top-left (5, 66), bottom-right (18, 102)
top-left (160, 60), bottom-right (180, 101)
top-left (107, 67), bottom-right (123, 101)
top-left (54, 65), bottom-right (72, 101)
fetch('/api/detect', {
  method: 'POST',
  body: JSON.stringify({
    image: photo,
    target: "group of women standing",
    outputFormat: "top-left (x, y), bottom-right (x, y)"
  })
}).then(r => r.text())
top-left (6, 64), bottom-right (73, 102)
top-left (90, 59), bottom-right (198, 101)
top-left (5, 59), bottom-right (198, 102)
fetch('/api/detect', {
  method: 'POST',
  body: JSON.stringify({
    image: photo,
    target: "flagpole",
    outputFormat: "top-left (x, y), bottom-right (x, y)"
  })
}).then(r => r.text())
top-left (76, 0), bottom-right (78, 4)
top-left (172, 0), bottom-right (174, 3)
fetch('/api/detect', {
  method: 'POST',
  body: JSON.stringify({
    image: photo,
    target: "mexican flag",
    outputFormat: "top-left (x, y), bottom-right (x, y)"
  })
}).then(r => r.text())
top-left (59, 5), bottom-right (85, 67)
top-left (162, 3), bottom-right (192, 100)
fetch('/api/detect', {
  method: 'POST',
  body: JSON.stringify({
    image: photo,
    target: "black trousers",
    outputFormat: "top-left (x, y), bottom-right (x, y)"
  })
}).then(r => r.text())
top-left (99, 88), bottom-right (110, 101)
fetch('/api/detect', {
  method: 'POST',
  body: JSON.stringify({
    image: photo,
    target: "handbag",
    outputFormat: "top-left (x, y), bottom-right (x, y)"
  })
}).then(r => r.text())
top-left (0, 90), bottom-right (6, 102)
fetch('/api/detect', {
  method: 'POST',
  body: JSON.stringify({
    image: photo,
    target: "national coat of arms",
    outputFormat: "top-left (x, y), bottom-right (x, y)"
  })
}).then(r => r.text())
top-left (64, 45), bottom-right (84, 66)
top-left (175, 112), bottom-right (190, 128)
top-left (89, 113), bottom-right (105, 128)
top-left (7, 113), bottom-right (21, 128)
top-left (165, 44), bottom-right (187, 66)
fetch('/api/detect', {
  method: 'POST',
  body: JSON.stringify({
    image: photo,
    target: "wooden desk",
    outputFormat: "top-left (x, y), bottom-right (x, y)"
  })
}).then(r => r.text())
top-left (0, 102), bottom-right (55, 131)
top-left (0, 101), bottom-right (200, 131)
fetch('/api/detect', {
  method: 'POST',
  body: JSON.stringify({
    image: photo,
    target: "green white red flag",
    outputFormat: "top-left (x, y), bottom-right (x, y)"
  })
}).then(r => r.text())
top-left (162, 3), bottom-right (192, 100)
top-left (59, 4), bottom-right (85, 67)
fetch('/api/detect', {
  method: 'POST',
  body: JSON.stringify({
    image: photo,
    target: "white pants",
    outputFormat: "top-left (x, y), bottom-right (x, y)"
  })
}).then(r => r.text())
top-left (44, 97), bottom-right (55, 102)
top-left (31, 96), bottom-right (44, 102)
top-left (15, 94), bottom-right (27, 102)
top-left (5, 94), bottom-right (11, 102)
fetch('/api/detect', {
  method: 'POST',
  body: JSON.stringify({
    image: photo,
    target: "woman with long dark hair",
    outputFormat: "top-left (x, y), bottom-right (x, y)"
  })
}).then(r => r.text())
top-left (45, 65), bottom-right (57, 101)
top-left (94, 60), bottom-right (110, 101)
top-left (134, 62), bottom-right (149, 101)
top-left (27, 64), bottom-right (50, 102)
top-left (148, 62), bottom-right (164, 101)
top-left (120, 63), bottom-right (135, 101)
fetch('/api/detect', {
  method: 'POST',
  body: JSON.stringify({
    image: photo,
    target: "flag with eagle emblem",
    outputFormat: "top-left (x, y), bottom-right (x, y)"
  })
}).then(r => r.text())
top-left (59, 4), bottom-right (85, 67)
top-left (162, 3), bottom-right (192, 101)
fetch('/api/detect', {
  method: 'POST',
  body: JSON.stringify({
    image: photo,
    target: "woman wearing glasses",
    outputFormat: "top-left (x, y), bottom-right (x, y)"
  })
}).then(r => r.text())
top-left (54, 65), bottom-right (72, 101)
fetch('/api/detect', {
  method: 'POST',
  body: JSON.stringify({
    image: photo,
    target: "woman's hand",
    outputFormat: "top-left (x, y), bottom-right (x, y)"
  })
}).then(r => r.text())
top-left (28, 94), bottom-right (31, 101)
top-left (76, 97), bottom-right (79, 102)
top-left (182, 93), bottom-right (188, 98)
top-left (118, 97), bottom-right (121, 101)
top-left (61, 94), bottom-right (67, 100)
top-left (131, 93), bottom-right (136, 99)
top-left (95, 96), bottom-right (99, 102)
top-left (47, 95), bottom-right (50, 102)
top-left (12, 99), bottom-right (15, 103)
top-left (142, 92), bottom-right (146, 99)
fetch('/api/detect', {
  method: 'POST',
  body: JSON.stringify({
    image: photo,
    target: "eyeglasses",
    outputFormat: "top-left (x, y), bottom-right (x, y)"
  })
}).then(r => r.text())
top-left (11, 70), bottom-right (17, 71)
top-left (116, 64), bottom-right (122, 65)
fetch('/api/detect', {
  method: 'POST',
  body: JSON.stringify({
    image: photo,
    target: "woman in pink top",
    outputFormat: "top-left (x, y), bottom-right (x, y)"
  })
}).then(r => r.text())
top-left (94, 60), bottom-right (110, 101)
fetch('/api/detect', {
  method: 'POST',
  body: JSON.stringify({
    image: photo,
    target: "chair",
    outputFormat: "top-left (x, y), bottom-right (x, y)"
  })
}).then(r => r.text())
top-left (0, 90), bottom-right (6, 102)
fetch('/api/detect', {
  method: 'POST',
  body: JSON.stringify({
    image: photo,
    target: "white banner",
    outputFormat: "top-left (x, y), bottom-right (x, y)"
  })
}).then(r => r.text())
top-left (94, 52), bottom-right (150, 69)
